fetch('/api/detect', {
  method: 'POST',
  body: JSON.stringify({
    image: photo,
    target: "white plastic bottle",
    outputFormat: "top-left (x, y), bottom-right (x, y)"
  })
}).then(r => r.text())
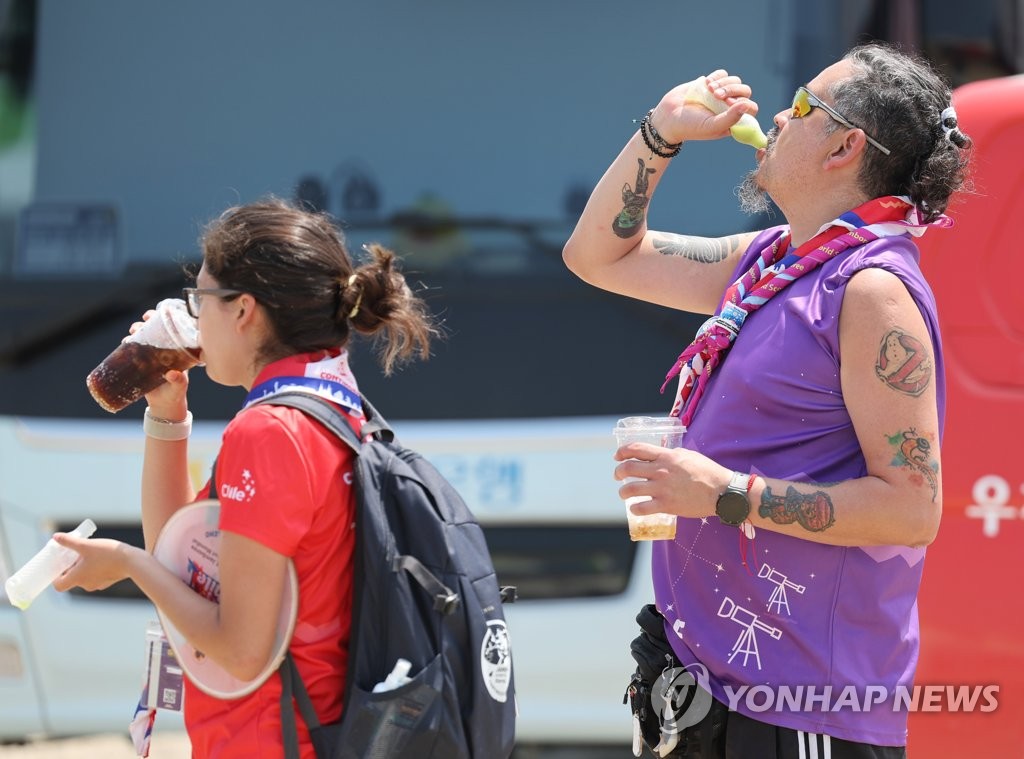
top-left (4, 518), bottom-right (97, 610)
top-left (683, 77), bottom-right (768, 149)
top-left (372, 658), bottom-right (412, 693)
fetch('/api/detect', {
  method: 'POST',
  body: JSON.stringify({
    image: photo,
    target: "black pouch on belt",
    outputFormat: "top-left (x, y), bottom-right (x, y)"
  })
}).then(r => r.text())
top-left (624, 604), bottom-right (726, 758)
top-left (625, 604), bottom-right (682, 755)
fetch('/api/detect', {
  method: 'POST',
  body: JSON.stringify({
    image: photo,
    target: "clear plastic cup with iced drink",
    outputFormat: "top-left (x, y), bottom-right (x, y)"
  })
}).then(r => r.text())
top-left (613, 416), bottom-right (686, 541)
top-left (86, 298), bottom-right (200, 413)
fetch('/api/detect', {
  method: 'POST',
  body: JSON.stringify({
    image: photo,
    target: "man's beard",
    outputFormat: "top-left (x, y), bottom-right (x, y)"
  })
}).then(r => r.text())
top-left (736, 169), bottom-right (772, 215)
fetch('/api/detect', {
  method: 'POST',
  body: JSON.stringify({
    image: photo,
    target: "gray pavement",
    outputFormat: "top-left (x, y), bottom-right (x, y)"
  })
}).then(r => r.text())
top-left (0, 732), bottom-right (191, 758)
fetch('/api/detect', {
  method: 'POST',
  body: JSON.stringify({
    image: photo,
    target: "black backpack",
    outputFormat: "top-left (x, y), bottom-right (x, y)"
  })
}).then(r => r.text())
top-left (256, 392), bottom-right (516, 759)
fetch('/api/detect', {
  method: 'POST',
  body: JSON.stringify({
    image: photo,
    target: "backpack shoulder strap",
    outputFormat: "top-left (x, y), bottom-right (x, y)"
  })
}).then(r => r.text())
top-left (356, 394), bottom-right (393, 441)
top-left (251, 390), bottom-right (395, 446)
top-left (280, 652), bottom-right (320, 759)
top-left (252, 391), bottom-right (364, 452)
top-left (205, 391), bottom-right (361, 517)
top-left (251, 390), bottom-right (372, 759)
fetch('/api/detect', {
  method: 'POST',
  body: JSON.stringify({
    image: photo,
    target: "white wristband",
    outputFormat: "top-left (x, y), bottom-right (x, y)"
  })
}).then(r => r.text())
top-left (143, 408), bottom-right (193, 441)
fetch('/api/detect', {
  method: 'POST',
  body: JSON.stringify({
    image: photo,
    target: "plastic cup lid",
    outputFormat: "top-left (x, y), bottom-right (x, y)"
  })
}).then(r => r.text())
top-left (156, 299), bottom-right (199, 352)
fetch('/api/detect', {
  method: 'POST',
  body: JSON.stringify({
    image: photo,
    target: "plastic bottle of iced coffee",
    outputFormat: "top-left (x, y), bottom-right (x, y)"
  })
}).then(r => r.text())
top-left (4, 519), bottom-right (97, 610)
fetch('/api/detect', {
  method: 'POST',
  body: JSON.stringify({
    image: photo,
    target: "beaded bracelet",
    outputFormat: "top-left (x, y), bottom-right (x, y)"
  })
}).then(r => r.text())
top-left (644, 110), bottom-right (683, 151)
top-left (638, 112), bottom-right (681, 158)
top-left (143, 408), bottom-right (193, 441)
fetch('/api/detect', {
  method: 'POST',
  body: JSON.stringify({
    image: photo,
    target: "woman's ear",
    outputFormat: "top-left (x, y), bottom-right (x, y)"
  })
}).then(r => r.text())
top-left (234, 293), bottom-right (260, 330)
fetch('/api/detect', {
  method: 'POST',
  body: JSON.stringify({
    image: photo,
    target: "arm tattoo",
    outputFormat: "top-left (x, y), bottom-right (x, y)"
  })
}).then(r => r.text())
top-left (759, 485), bottom-right (835, 532)
top-left (875, 328), bottom-right (932, 396)
top-left (887, 428), bottom-right (940, 501)
top-left (652, 233), bottom-right (744, 263)
top-left (611, 158), bottom-right (657, 239)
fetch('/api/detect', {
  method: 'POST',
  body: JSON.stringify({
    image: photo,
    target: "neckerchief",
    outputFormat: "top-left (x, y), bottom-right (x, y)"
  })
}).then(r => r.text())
top-left (243, 348), bottom-right (362, 415)
top-left (663, 196), bottom-right (952, 426)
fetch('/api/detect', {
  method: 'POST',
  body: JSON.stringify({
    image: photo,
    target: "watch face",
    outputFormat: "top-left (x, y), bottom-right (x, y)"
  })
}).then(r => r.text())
top-left (717, 491), bottom-right (750, 526)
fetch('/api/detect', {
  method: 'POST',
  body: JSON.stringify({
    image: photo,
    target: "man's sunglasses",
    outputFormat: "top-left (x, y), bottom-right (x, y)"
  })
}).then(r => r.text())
top-left (791, 86), bottom-right (891, 156)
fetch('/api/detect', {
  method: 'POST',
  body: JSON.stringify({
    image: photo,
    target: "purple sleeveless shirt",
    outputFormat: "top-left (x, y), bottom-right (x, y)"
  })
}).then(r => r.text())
top-left (653, 226), bottom-right (945, 746)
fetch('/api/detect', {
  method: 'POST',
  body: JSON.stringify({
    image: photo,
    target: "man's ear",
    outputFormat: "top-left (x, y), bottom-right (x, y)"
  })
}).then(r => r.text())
top-left (824, 129), bottom-right (867, 171)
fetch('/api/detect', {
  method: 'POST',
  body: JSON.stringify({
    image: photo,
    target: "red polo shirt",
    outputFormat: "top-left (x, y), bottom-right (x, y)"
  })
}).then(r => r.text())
top-left (185, 397), bottom-right (359, 758)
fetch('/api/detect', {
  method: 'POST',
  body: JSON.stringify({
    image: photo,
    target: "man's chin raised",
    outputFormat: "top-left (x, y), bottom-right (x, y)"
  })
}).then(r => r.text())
top-left (736, 169), bottom-right (773, 215)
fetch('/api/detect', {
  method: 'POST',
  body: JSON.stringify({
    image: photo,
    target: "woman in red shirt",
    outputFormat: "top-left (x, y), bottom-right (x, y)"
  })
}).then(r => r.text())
top-left (55, 198), bottom-right (437, 757)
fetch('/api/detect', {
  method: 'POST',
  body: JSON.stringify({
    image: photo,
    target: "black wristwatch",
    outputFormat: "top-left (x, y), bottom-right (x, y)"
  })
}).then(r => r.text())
top-left (716, 471), bottom-right (752, 526)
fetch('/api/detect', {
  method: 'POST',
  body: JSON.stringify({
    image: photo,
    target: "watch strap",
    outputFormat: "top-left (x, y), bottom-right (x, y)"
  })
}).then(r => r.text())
top-left (728, 470), bottom-right (748, 493)
top-left (716, 470), bottom-right (752, 527)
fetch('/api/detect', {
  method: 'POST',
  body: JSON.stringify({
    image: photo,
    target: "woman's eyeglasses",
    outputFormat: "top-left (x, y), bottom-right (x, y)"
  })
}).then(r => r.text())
top-left (181, 287), bottom-right (243, 318)
top-left (791, 86), bottom-right (891, 156)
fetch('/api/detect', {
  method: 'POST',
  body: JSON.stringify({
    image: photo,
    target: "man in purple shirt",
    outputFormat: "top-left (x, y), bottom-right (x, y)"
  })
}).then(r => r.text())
top-left (564, 44), bottom-right (972, 758)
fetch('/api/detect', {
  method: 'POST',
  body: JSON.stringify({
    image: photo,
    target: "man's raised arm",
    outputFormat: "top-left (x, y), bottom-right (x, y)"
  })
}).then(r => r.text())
top-left (562, 71), bottom-right (762, 315)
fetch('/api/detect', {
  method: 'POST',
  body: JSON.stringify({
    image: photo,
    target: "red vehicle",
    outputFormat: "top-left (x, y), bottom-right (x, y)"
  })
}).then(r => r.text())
top-left (912, 74), bottom-right (1024, 757)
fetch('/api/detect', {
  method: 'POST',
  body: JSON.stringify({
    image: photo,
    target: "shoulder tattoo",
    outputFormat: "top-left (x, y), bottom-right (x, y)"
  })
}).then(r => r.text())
top-left (876, 328), bottom-right (932, 396)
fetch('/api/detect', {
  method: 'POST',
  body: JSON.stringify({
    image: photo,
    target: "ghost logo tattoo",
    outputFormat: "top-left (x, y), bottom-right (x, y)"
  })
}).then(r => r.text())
top-left (876, 328), bottom-right (931, 396)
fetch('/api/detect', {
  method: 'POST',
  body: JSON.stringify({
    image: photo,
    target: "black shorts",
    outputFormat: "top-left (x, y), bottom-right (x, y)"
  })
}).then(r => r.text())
top-left (674, 699), bottom-right (907, 759)
top-left (723, 708), bottom-right (905, 759)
